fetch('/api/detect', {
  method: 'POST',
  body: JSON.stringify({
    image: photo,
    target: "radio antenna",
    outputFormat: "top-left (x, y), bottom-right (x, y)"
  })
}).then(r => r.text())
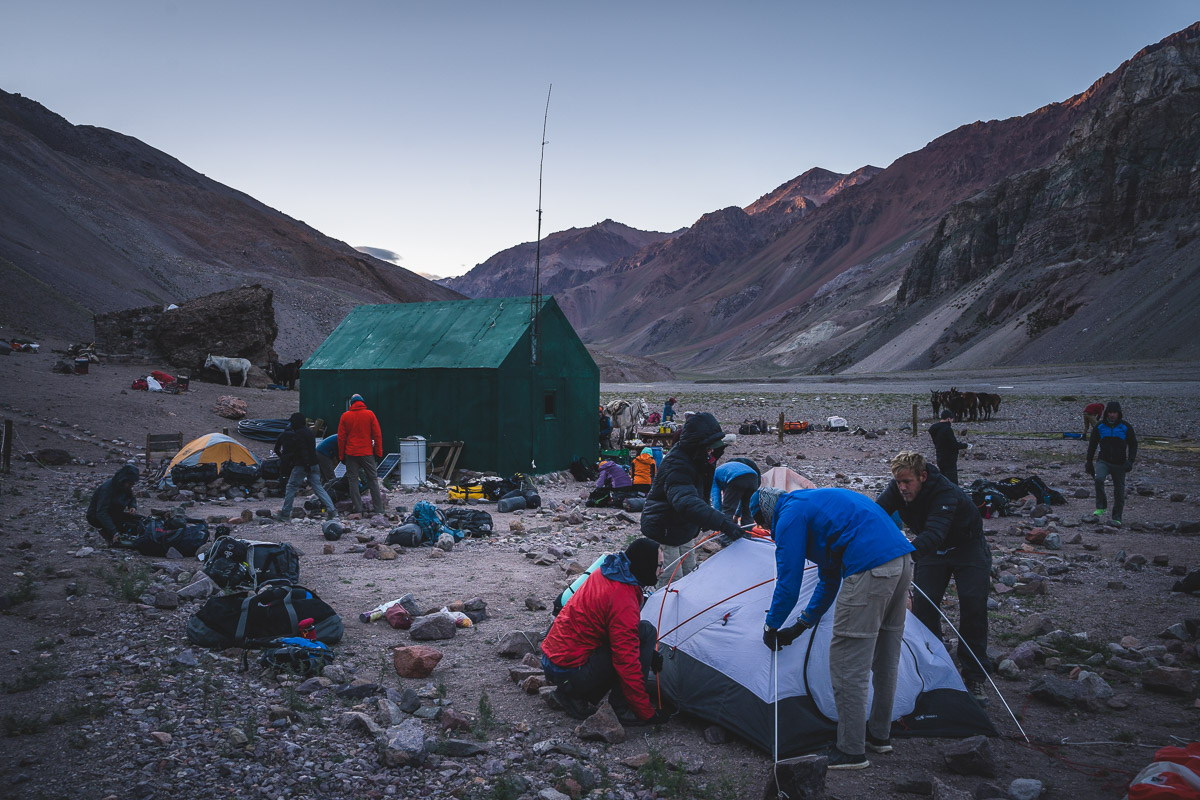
top-left (530, 84), bottom-right (551, 366)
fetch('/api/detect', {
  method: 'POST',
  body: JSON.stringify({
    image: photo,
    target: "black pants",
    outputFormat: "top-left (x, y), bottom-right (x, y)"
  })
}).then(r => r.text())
top-left (912, 537), bottom-right (991, 680)
top-left (720, 473), bottom-right (761, 522)
top-left (548, 620), bottom-right (656, 709)
top-left (936, 453), bottom-right (959, 485)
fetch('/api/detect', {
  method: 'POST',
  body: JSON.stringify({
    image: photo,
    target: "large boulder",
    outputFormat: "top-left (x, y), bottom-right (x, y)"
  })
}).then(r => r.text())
top-left (157, 285), bottom-right (279, 374)
top-left (393, 645), bottom-right (443, 678)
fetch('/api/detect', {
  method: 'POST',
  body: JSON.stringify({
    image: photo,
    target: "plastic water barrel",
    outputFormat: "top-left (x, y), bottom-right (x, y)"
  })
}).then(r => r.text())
top-left (650, 447), bottom-right (664, 467)
top-left (397, 436), bottom-right (426, 486)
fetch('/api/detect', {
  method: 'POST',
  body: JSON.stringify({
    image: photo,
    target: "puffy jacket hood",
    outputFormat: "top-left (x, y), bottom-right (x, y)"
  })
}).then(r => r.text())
top-left (114, 465), bottom-right (140, 486)
top-left (289, 412), bottom-right (308, 430)
top-left (678, 412), bottom-right (725, 457)
top-left (599, 552), bottom-right (640, 586)
top-left (1104, 401), bottom-right (1123, 421)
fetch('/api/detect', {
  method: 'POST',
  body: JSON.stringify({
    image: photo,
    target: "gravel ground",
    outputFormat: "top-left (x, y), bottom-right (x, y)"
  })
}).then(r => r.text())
top-left (1, 344), bottom-right (1198, 800)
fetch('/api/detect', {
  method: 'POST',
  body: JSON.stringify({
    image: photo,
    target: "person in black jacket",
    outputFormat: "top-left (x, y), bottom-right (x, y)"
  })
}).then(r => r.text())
top-left (275, 413), bottom-right (338, 521)
top-left (86, 464), bottom-right (142, 543)
top-left (928, 409), bottom-right (968, 484)
top-left (877, 451), bottom-right (992, 705)
top-left (1086, 401), bottom-right (1137, 526)
top-left (641, 412), bottom-right (744, 573)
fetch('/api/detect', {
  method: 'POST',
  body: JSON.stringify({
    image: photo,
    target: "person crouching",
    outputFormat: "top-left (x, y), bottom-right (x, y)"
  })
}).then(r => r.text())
top-left (86, 464), bottom-right (143, 545)
top-left (541, 538), bottom-right (669, 726)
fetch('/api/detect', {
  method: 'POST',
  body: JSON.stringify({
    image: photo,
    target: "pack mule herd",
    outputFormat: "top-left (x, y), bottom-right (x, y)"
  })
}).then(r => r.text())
top-left (930, 388), bottom-right (1002, 421)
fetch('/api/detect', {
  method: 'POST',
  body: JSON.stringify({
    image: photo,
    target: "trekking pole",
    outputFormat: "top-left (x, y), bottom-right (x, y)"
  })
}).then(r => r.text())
top-left (909, 582), bottom-right (1029, 742)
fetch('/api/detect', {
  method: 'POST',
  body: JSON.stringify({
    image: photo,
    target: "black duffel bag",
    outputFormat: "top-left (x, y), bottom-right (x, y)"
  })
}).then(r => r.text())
top-left (202, 538), bottom-right (300, 590)
top-left (187, 583), bottom-right (343, 649)
top-left (441, 508), bottom-right (495, 537)
top-left (259, 456), bottom-right (283, 482)
top-left (130, 517), bottom-right (210, 557)
top-left (221, 461), bottom-right (260, 486)
top-left (172, 462), bottom-right (218, 485)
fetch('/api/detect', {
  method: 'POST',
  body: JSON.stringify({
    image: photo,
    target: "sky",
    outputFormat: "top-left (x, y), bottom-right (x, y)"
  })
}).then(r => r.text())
top-left (3, 2), bottom-right (1197, 279)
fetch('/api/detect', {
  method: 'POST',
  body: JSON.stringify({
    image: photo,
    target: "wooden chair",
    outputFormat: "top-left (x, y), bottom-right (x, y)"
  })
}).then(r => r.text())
top-left (146, 432), bottom-right (183, 470)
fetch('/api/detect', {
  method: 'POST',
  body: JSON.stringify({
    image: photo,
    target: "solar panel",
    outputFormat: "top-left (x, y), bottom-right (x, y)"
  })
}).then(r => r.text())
top-left (377, 452), bottom-right (402, 480)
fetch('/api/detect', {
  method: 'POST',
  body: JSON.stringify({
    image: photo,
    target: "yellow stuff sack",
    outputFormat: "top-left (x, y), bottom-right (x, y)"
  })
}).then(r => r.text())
top-left (448, 484), bottom-right (485, 503)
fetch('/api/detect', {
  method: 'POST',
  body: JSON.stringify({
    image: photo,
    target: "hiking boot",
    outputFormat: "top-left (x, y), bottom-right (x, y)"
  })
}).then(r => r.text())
top-left (547, 689), bottom-right (596, 721)
top-left (1111, 518), bottom-right (1123, 527)
top-left (273, 513), bottom-right (292, 523)
top-left (826, 746), bottom-right (869, 770)
top-left (966, 676), bottom-right (989, 707)
top-left (1093, 509), bottom-right (1105, 517)
top-left (865, 733), bottom-right (893, 754)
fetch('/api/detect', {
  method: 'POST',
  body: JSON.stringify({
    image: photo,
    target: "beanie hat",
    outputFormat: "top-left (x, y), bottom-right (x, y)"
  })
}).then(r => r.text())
top-left (940, 409), bottom-right (954, 420)
top-left (289, 412), bottom-right (308, 429)
top-left (757, 487), bottom-right (784, 528)
top-left (350, 394), bottom-right (364, 405)
top-left (624, 537), bottom-right (662, 587)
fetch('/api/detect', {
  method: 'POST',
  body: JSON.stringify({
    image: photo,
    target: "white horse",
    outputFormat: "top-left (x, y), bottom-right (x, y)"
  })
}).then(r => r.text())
top-left (205, 354), bottom-right (251, 386)
top-left (604, 397), bottom-right (649, 445)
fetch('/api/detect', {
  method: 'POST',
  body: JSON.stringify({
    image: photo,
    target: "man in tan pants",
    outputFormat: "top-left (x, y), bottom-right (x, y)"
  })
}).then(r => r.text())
top-left (759, 486), bottom-right (914, 770)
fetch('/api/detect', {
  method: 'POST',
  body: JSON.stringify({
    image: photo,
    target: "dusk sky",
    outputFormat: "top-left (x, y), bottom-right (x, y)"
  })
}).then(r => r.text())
top-left (3, 2), bottom-right (1197, 279)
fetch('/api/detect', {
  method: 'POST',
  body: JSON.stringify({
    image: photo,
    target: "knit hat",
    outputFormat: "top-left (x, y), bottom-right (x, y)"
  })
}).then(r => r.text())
top-left (350, 394), bottom-right (364, 405)
top-left (940, 409), bottom-right (954, 420)
top-left (289, 412), bottom-right (308, 429)
top-left (757, 487), bottom-right (784, 528)
top-left (624, 537), bottom-right (662, 587)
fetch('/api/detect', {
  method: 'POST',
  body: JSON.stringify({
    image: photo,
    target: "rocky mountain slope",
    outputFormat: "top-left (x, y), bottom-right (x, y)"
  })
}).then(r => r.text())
top-left (502, 24), bottom-right (1200, 375)
top-left (0, 89), bottom-right (459, 358)
top-left (440, 219), bottom-right (677, 299)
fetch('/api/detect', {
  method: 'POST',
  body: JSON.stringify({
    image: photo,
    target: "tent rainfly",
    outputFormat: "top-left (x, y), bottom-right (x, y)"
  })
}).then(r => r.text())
top-left (644, 538), bottom-right (997, 757)
top-left (300, 297), bottom-right (599, 476)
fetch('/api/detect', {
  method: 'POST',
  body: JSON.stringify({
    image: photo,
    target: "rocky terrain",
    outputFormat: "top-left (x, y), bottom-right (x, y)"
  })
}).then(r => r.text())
top-left (1, 346), bottom-right (1198, 800)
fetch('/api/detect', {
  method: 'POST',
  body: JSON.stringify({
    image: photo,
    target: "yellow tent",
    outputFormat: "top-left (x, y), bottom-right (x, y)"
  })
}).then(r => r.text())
top-left (166, 433), bottom-right (260, 476)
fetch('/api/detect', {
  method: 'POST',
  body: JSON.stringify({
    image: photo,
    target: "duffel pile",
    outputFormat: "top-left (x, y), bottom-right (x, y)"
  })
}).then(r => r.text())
top-left (201, 537), bottom-right (300, 591)
top-left (187, 583), bottom-right (343, 649)
top-left (119, 516), bottom-right (210, 557)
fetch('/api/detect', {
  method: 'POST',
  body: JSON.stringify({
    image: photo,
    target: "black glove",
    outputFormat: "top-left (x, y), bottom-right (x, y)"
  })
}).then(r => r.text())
top-left (763, 626), bottom-right (782, 651)
top-left (721, 520), bottom-right (746, 539)
top-left (650, 651), bottom-right (664, 674)
top-left (1084, 461), bottom-right (1095, 476)
top-left (1124, 461), bottom-right (1134, 473)
top-left (776, 620), bottom-right (810, 647)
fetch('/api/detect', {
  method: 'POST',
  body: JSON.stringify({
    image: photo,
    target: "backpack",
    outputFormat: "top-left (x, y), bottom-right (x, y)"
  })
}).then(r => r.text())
top-left (586, 486), bottom-right (637, 508)
top-left (967, 479), bottom-right (1012, 519)
top-left (132, 517), bottom-right (210, 557)
top-left (221, 461), bottom-right (260, 486)
top-left (569, 458), bottom-right (599, 483)
top-left (441, 508), bottom-right (494, 537)
top-left (997, 475), bottom-right (1066, 506)
top-left (259, 456), bottom-right (283, 483)
top-left (202, 538), bottom-right (301, 591)
top-left (404, 501), bottom-right (464, 544)
top-left (258, 637), bottom-right (335, 675)
top-left (187, 583), bottom-right (343, 649)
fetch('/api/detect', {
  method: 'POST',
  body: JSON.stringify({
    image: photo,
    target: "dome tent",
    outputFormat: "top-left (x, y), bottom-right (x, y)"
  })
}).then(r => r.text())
top-left (643, 537), bottom-right (996, 757)
top-left (161, 433), bottom-right (259, 487)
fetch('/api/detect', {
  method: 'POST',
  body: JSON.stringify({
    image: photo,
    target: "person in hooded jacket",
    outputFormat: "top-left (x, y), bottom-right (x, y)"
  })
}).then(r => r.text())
top-left (662, 397), bottom-right (677, 423)
top-left (760, 485), bottom-right (914, 770)
top-left (595, 460), bottom-right (633, 490)
top-left (630, 447), bottom-right (657, 493)
top-left (275, 413), bottom-right (338, 521)
top-left (711, 457), bottom-right (761, 524)
top-left (86, 464), bottom-right (142, 543)
top-left (641, 413), bottom-right (744, 580)
top-left (1086, 401), bottom-right (1137, 525)
top-left (541, 538), bottom-right (670, 726)
top-left (876, 451), bottom-right (991, 705)
top-left (928, 409), bottom-right (969, 484)
top-left (338, 393), bottom-right (384, 514)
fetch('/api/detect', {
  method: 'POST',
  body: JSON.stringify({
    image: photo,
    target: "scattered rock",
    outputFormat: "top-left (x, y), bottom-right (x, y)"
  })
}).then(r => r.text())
top-left (377, 719), bottom-right (426, 767)
top-left (941, 735), bottom-right (997, 778)
top-left (575, 703), bottom-right (625, 744)
top-left (1008, 778), bottom-right (1044, 800)
top-left (525, 595), bottom-right (548, 611)
top-left (1029, 675), bottom-right (1103, 710)
top-left (1142, 666), bottom-right (1195, 696)
top-left (497, 630), bottom-right (543, 658)
top-left (409, 614), bottom-right (456, 642)
top-left (440, 738), bottom-right (490, 757)
top-left (763, 754), bottom-right (826, 800)
top-left (393, 645), bottom-right (443, 678)
top-left (703, 725), bottom-right (728, 744)
top-left (930, 778), bottom-right (973, 800)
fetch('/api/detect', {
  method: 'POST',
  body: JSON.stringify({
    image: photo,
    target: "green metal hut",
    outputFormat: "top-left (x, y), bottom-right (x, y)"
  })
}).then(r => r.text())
top-left (300, 296), bottom-right (598, 476)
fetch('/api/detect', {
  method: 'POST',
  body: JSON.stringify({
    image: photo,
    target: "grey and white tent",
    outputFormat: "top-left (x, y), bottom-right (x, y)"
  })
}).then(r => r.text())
top-left (643, 537), bottom-right (996, 756)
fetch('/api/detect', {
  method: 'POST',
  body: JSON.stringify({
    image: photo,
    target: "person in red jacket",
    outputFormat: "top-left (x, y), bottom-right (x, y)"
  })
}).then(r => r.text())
top-left (1082, 401), bottom-right (1104, 439)
top-left (337, 393), bottom-right (384, 515)
top-left (541, 538), bottom-right (669, 726)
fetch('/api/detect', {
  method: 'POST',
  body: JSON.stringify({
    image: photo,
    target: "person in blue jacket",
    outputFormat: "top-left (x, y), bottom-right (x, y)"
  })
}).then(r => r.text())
top-left (711, 457), bottom-right (761, 525)
top-left (599, 408), bottom-right (613, 450)
top-left (759, 486), bottom-right (914, 771)
top-left (315, 433), bottom-right (338, 484)
top-left (662, 397), bottom-right (677, 423)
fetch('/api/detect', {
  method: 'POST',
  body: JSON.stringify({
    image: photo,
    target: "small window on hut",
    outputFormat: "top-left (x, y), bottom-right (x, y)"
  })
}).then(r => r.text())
top-left (544, 391), bottom-right (557, 419)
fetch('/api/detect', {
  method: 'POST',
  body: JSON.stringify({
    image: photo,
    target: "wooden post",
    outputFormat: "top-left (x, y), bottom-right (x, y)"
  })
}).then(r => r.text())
top-left (912, 403), bottom-right (918, 437)
top-left (778, 412), bottom-right (785, 445)
top-left (223, 427), bottom-right (229, 436)
top-left (1, 419), bottom-right (11, 474)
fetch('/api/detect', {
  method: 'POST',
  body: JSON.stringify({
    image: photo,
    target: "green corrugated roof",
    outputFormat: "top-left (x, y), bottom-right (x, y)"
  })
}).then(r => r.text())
top-left (305, 296), bottom-right (550, 370)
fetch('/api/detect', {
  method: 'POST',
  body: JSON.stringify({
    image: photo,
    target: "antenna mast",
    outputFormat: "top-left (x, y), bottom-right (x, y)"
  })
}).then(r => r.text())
top-left (531, 84), bottom-right (551, 366)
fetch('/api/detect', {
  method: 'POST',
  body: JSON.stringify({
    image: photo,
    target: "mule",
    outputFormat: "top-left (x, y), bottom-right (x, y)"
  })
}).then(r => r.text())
top-left (205, 354), bottom-right (251, 386)
top-left (604, 397), bottom-right (649, 446)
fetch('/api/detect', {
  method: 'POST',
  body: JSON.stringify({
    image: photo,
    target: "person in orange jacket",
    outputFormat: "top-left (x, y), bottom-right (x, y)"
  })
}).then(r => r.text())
top-left (630, 447), bottom-right (657, 494)
top-left (337, 393), bottom-right (384, 515)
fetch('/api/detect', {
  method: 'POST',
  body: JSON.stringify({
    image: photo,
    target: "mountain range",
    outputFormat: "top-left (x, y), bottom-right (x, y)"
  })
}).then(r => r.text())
top-left (3, 23), bottom-right (1199, 375)
top-left (449, 23), bottom-right (1200, 374)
